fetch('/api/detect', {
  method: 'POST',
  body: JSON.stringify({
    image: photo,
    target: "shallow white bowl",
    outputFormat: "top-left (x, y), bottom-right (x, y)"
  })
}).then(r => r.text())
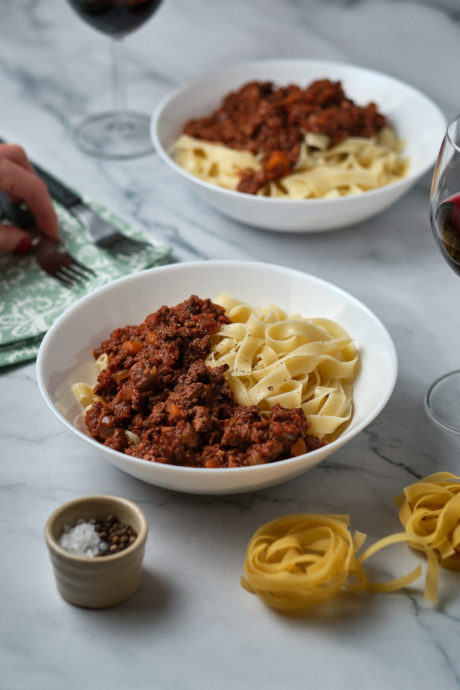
top-left (151, 58), bottom-right (446, 233)
top-left (37, 261), bottom-right (397, 495)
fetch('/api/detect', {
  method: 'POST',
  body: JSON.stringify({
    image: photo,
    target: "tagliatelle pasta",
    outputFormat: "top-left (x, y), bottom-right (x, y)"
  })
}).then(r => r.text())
top-left (174, 135), bottom-right (263, 190)
top-left (71, 295), bottom-right (357, 464)
top-left (206, 293), bottom-right (358, 440)
top-left (72, 353), bottom-right (108, 411)
top-left (241, 513), bottom-right (440, 613)
top-left (242, 472), bottom-right (460, 613)
top-left (172, 128), bottom-right (407, 199)
top-left (71, 354), bottom-right (109, 432)
top-left (394, 472), bottom-right (460, 570)
top-left (241, 514), bottom-right (366, 611)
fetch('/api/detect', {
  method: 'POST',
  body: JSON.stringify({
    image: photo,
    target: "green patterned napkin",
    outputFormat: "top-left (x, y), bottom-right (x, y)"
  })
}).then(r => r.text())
top-left (0, 198), bottom-right (171, 367)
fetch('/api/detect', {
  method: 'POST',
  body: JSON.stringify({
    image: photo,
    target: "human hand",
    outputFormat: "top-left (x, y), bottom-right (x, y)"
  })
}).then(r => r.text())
top-left (0, 143), bottom-right (59, 254)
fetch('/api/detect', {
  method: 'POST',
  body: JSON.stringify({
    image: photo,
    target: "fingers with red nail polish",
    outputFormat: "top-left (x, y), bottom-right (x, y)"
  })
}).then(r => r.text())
top-left (0, 143), bottom-right (59, 254)
top-left (0, 225), bottom-right (32, 254)
top-left (13, 236), bottom-right (32, 255)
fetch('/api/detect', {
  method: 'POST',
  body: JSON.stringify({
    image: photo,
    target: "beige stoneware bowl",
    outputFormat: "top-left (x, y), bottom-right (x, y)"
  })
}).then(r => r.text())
top-left (44, 495), bottom-right (148, 608)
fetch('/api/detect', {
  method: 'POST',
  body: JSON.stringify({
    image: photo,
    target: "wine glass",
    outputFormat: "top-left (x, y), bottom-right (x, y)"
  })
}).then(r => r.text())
top-left (426, 113), bottom-right (460, 433)
top-left (67, 0), bottom-right (163, 159)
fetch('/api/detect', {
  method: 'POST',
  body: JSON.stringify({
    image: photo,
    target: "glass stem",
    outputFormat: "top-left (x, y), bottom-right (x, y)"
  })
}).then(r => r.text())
top-left (111, 37), bottom-right (127, 122)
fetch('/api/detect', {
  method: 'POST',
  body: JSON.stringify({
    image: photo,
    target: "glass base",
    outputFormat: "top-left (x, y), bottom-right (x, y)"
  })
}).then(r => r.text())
top-left (72, 111), bottom-right (154, 160)
top-left (425, 369), bottom-right (460, 434)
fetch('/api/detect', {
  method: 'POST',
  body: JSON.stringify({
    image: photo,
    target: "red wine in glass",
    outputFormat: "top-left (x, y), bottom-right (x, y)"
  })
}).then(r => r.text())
top-left (426, 113), bottom-right (460, 433)
top-left (68, 0), bottom-right (163, 38)
top-left (66, 0), bottom-right (163, 158)
top-left (432, 193), bottom-right (460, 275)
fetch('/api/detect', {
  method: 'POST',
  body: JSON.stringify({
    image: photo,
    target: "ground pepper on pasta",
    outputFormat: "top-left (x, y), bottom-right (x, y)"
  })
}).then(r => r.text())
top-left (80, 295), bottom-right (325, 468)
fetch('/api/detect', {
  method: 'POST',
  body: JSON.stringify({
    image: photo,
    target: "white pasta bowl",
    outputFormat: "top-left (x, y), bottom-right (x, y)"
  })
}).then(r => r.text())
top-left (36, 261), bottom-right (397, 495)
top-left (151, 58), bottom-right (446, 232)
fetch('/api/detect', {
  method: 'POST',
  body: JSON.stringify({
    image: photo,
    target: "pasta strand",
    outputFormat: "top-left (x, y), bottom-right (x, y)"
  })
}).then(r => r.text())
top-left (173, 129), bottom-right (407, 199)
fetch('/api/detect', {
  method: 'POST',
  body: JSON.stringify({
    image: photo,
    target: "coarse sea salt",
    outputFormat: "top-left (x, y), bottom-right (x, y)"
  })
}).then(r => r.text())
top-left (59, 518), bottom-right (108, 558)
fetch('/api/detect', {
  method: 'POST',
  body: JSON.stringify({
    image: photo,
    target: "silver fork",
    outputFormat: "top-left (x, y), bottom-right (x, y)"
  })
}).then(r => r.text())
top-left (0, 138), bottom-right (152, 256)
top-left (29, 227), bottom-right (95, 287)
top-left (32, 162), bottom-right (153, 255)
top-left (67, 202), bottom-right (152, 255)
top-left (0, 192), bottom-right (95, 287)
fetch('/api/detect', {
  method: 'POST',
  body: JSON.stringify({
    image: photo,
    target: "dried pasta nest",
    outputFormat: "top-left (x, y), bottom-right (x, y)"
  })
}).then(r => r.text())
top-left (241, 513), bottom-right (438, 613)
top-left (394, 472), bottom-right (460, 571)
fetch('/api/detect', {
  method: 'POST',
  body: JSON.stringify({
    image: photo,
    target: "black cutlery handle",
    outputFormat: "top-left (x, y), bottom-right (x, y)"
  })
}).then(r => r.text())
top-left (32, 162), bottom-right (82, 208)
top-left (0, 136), bottom-right (82, 209)
top-left (0, 190), bottom-right (35, 228)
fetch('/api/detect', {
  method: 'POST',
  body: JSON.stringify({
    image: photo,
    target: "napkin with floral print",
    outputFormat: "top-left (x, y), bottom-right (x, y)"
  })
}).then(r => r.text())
top-left (0, 198), bottom-right (171, 367)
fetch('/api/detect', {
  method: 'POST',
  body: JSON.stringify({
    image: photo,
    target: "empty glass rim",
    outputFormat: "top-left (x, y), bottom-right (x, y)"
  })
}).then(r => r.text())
top-left (446, 113), bottom-right (460, 152)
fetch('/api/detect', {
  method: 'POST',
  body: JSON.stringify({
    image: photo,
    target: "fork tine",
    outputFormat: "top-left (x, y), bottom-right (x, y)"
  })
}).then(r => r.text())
top-left (70, 257), bottom-right (96, 276)
top-left (60, 265), bottom-right (89, 284)
top-left (58, 267), bottom-right (81, 284)
top-left (0, 191), bottom-right (97, 285)
top-left (53, 270), bottom-right (75, 288)
top-left (68, 260), bottom-right (95, 279)
top-left (64, 267), bottom-right (87, 283)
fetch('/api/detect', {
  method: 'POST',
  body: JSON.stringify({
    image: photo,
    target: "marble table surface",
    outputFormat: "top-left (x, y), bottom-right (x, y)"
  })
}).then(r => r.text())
top-left (2, 1), bottom-right (460, 688)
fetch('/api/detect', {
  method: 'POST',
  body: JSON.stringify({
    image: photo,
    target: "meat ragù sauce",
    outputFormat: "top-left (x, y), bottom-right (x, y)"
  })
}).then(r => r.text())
top-left (85, 296), bottom-right (323, 468)
top-left (182, 79), bottom-right (387, 194)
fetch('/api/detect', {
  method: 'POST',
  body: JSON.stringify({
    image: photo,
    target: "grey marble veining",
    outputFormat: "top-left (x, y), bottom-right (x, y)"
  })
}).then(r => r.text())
top-left (2, 1), bottom-right (460, 688)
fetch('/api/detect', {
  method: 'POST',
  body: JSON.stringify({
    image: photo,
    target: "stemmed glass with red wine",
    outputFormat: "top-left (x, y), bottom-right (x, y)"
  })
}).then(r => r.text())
top-left (67, 0), bottom-right (163, 159)
top-left (426, 113), bottom-right (460, 432)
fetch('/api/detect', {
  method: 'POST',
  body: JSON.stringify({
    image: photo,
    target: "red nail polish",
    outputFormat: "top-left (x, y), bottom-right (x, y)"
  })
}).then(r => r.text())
top-left (14, 237), bottom-right (32, 255)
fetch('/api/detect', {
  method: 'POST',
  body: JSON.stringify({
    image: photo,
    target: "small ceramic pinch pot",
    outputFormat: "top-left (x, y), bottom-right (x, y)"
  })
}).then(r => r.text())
top-left (44, 495), bottom-right (148, 608)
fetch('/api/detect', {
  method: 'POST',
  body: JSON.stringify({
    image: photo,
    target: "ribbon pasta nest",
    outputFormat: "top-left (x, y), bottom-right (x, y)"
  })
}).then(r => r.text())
top-left (241, 514), bottom-right (439, 613)
top-left (242, 473), bottom-right (460, 613)
top-left (206, 292), bottom-right (358, 441)
top-left (395, 472), bottom-right (460, 571)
